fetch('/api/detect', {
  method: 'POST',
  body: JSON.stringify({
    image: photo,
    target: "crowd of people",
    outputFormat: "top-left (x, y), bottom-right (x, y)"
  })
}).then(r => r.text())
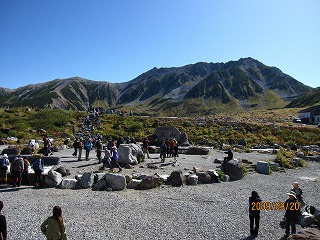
top-left (0, 154), bottom-right (44, 188)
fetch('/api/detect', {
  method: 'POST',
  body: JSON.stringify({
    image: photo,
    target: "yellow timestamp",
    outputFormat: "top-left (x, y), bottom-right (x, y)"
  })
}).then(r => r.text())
top-left (251, 201), bottom-right (300, 211)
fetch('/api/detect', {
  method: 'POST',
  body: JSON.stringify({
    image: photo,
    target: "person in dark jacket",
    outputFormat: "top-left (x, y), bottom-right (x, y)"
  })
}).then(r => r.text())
top-left (284, 191), bottom-right (301, 238)
top-left (223, 148), bottom-right (233, 163)
top-left (249, 191), bottom-right (262, 236)
top-left (0, 201), bottom-right (7, 240)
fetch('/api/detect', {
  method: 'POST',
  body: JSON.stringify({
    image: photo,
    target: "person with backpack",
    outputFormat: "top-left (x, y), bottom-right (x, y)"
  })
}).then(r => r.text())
top-left (32, 155), bottom-right (44, 187)
top-left (84, 138), bottom-right (93, 161)
top-left (0, 201), bottom-right (7, 240)
top-left (11, 155), bottom-right (24, 187)
top-left (0, 154), bottom-right (10, 185)
top-left (41, 206), bottom-right (67, 240)
top-left (22, 157), bottom-right (30, 185)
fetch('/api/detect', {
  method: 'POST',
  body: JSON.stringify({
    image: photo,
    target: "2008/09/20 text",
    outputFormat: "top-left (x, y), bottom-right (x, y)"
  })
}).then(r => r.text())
top-left (251, 201), bottom-right (300, 211)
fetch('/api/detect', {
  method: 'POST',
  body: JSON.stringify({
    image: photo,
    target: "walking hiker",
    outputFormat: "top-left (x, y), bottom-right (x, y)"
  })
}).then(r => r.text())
top-left (84, 138), bottom-right (93, 161)
top-left (41, 206), bottom-right (67, 240)
top-left (249, 191), bottom-right (261, 237)
top-left (0, 154), bottom-right (10, 185)
top-left (95, 139), bottom-right (103, 164)
top-left (160, 139), bottom-right (167, 163)
top-left (11, 155), bottom-right (24, 187)
top-left (0, 201), bottom-right (7, 240)
top-left (77, 138), bottom-right (84, 161)
top-left (32, 155), bottom-right (44, 187)
top-left (284, 191), bottom-right (301, 239)
top-left (72, 138), bottom-right (78, 156)
top-left (110, 146), bottom-right (122, 172)
top-left (143, 137), bottom-right (150, 159)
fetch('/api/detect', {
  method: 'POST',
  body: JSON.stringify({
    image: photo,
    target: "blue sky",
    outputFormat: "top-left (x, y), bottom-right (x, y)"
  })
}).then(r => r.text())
top-left (0, 0), bottom-right (319, 89)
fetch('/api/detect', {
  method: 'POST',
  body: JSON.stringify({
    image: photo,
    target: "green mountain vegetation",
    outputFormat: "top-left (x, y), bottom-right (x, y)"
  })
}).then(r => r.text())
top-left (1, 108), bottom-right (319, 150)
top-left (0, 58), bottom-right (314, 116)
top-left (285, 87), bottom-right (320, 108)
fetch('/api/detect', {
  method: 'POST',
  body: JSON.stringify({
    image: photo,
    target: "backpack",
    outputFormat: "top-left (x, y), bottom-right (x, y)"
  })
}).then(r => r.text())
top-left (1, 158), bottom-right (7, 169)
top-left (84, 141), bottom-right (92, 150)
top-left (13, 158), bottom-right (23, 171)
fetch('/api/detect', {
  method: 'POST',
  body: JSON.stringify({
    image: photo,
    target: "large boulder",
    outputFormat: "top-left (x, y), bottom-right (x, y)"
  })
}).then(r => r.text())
top-left (167, 170), bottom-right (186, 187)
top-left (196, 172), bottom-right (212, 184)
top-left (206, 170), bottom-right (220, 183)
top-left (55, 166), bottom-right (70, 177)
top-left (187, 174), bottom-right (198, 185)
top-left (222, 159), bottom-right (243, 181)
top-left (44, 170), bottom-right (63, 187)
top-left (59, 179), bottom-right (78, 189)
top-left (92, 179), bottom-right (108, 191)
top-left (155, 126), bottom-right (181, 143)
top-left (78, 172), bottom-right (95, 189)
top-left (139, 175), bottom-right (161, 190)
top-left (185, 146), bottom-right (209, 155)
top-left (104, 173), bottom-right (126, 191)
top-left (127, 179), bottom-right (142, 189)
top-left (179, 132), bottom-right (190, 146)
top-left (118, 143), bottom-right (144, 165)
top-left (256, 161), bottom-right (270, 175)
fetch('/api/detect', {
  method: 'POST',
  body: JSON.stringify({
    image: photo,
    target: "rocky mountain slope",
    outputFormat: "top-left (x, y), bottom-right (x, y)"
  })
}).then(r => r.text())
top-left (285, 87), bottom-right (320, 108)
top-left (0, 58), bottom-right (313, 115)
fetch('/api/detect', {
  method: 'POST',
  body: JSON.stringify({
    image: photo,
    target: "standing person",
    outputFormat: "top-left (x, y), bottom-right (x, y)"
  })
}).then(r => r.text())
top-left (0, 201), bottom-right (7, 240)
top-left (291, 182), bottom-right (304, 206)
top-left (32, 155), bottom-right (44, 188)
top-left (173, 138), bottom-right (179, 161)
top-left (95, 139), bottom-right (103, 164)
top-left (77, 138), bottom-right (83, 161)
top-left (72, 138), bottom-right (78, 156)
top-left (284, 191), bottom-right (301, 239)
top-left (41, 206), bottom-right (67, 240)
top-left (22, 157), bottom-right (30, 185)
top-left (43, 137), bottom-right (52, 156)
top-left (103, 148), bottom-right (112, 170)
top-left (169, 138), bottom-right (175, 157)
top-left (84, 138), bottom-right (93, 161)
top-left (0, 154), bottom-right (10, 185)
top-left (11, 155), bottom-right (24, 187)
top-left (165, 138), bottom-right (170, 157)
top-left (160, 139), bottom-right (167, 163)
top-left (110, 146), bottom-right (122, 172)
top-left (249, 191), bottom-right (262, 237)
top-left (143, 137), bottom-right (150, 159)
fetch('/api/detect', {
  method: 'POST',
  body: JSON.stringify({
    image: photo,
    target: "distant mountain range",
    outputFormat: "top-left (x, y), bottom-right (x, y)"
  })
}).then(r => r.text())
top-left (0, 57), bottom-right (315, 115)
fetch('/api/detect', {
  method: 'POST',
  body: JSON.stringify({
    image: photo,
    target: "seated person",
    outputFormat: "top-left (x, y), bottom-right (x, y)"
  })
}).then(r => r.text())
top-left (223, 148), bottom-right (233, 163)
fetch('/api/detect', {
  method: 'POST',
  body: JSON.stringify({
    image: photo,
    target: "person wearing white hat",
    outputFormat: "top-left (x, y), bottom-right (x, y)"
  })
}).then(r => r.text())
top-left (0, 154), bottom-right (10, 185)
top-left (284, 191), bottom-right (301, 238)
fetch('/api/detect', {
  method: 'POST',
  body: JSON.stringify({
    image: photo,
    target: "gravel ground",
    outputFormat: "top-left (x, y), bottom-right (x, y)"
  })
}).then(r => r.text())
top-left (1, 146), bottom-right (319, 240)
